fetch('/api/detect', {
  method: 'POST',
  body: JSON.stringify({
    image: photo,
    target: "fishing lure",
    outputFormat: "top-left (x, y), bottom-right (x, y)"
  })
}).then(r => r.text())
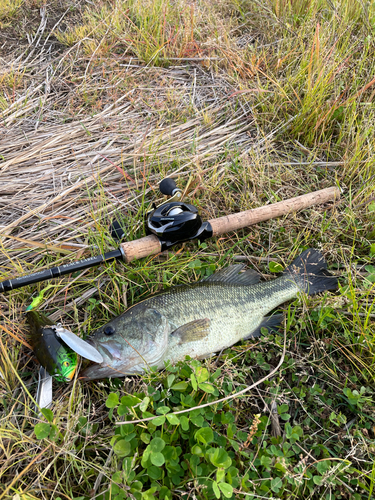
top-left (26, 285), bottom-right (53, 312)
top-left (27, 310), bottom-right (78, 381)
top-left (36, 366), bottom-right (53, 410)
top-left (26, 310), bottom-right (103, 382)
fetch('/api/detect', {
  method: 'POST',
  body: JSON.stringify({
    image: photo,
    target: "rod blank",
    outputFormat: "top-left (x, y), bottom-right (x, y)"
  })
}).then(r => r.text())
top-left (0, 250), bottom-right (122, 293)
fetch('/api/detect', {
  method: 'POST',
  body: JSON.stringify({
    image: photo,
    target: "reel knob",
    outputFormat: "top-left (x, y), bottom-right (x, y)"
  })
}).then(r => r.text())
top-left (159, 178), bottom-right (182, 198)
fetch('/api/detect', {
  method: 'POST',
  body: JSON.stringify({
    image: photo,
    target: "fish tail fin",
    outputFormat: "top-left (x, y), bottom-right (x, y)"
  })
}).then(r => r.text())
top-left (283, 248), bottom-right (338, 296)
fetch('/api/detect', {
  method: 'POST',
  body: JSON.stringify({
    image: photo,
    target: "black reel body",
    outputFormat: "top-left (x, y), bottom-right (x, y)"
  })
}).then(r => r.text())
top-left (147, 202), bottom-right (200, 241)
top-left (109, 178), bottom-right (212, 250)
top-left (146, 202), bottom-right (212, 250)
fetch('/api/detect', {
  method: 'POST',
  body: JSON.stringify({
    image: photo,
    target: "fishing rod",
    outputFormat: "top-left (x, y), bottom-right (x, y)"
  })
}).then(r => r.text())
top-left (0, 178), bottom-right (340, 293)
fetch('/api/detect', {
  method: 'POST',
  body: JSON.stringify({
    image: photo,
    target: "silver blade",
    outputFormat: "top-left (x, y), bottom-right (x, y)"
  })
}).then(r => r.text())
top-left (54, 326), bottom-right (103, 363)
top-left (36, 366), bottom-right (53, 410)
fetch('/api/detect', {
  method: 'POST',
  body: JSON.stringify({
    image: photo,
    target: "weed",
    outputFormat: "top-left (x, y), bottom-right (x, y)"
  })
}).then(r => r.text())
top-left (0, 0), bottom-right (23, 25)
top-left (55, 0), bottom-right (211, 65)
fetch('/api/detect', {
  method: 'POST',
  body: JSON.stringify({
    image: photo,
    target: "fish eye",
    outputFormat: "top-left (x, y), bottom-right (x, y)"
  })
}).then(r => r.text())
top-left (63, 361), bottom-right (70, 367)
top-left (104, 326), bottom-right (115, 336)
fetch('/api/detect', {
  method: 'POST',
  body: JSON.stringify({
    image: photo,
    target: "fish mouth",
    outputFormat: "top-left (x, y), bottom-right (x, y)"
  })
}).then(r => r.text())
top-left (81, 363), bottom-right (130, 380)
top-left (86, 337), bottom-right (123, 361)
top-left (81, 338), bottom-right (125, 379)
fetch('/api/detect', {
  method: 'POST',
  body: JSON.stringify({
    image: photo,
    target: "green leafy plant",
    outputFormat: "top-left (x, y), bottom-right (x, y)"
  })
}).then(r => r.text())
top-left (63, 355), bottom-right (368, 500)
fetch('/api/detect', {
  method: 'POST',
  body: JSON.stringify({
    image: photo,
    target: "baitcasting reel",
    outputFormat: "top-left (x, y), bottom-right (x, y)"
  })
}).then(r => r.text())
top-left (111, 178), bottom-right (212, 250)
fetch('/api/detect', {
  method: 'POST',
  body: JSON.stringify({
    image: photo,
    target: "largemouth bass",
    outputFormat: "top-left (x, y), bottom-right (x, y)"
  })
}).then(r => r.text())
top-left (82, 249), bottom-right (337, 379)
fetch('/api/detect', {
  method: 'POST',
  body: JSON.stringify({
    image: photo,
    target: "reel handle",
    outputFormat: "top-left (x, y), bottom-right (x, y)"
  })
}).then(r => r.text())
top-left (110, 178), bottom-right (182, 242)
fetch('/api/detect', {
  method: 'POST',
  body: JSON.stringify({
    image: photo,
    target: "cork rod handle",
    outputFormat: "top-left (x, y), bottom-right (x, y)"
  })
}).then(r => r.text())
top-left (120, 186), bottom-right (340, 263)
top-left (120, 234), bottom-right (162, 263)
top-left (209, 186), bottom-right (340, 236)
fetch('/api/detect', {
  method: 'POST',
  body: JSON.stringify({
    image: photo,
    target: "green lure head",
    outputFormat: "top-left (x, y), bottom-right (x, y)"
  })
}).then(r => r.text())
top-left (53, 346), bottom-right (78, 382)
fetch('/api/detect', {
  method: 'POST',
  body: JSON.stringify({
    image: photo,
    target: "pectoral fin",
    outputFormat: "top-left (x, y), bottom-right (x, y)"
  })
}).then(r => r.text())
top-left (172, 318), bottom-right (210, 344)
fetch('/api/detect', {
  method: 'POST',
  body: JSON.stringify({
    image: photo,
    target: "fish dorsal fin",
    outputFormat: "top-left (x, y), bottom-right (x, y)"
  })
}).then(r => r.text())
top-left (172, 318), bottom-right (210, 344)
top-left (201, 264), bottom-right (260, 286)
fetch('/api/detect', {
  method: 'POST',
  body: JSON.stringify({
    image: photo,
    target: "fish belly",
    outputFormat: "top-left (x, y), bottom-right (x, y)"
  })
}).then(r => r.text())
top-left (164, 310), bottom-right (265, 363)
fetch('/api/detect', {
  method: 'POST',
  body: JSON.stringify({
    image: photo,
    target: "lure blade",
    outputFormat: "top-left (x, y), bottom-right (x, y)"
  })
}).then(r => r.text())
top-left (54, 326), bottom-right (104, 363)
top-left (36, 366), bottom-right (53, 410)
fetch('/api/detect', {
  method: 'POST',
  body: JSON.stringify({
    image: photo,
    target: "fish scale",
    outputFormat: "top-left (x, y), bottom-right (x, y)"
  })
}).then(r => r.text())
top-left (161, 277), bottom-right (299, 363)
top-left (83, 249), bottom-right (338, 379)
